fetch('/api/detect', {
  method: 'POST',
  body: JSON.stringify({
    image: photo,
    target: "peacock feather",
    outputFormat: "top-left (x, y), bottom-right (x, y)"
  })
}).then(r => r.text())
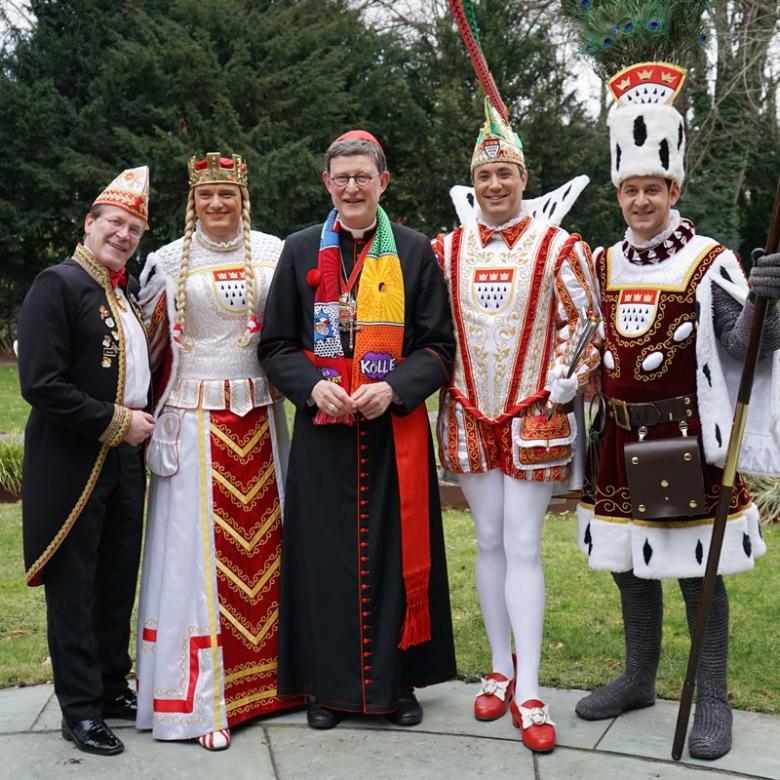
top-left (559, 0), bottom-right (709, 79)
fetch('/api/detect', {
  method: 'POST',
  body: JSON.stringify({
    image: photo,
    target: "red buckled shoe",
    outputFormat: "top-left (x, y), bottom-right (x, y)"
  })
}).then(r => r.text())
top-left (474, 672), bottom-right (514, 721)
top-left (510, 698), bottom-right (556, 752)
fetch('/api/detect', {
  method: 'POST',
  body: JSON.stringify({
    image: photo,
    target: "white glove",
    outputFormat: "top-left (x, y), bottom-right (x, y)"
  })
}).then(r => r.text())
top-left (548, 364), bottom-right (578, 405)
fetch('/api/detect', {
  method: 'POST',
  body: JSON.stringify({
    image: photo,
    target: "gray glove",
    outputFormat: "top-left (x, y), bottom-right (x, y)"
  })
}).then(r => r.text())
top-left (748, 248), bottom-right (780, 300)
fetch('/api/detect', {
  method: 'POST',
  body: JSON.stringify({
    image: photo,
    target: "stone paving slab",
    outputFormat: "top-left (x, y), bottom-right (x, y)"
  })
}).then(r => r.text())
top-left (536, 748), bottom-right (742, 780)
top-left (0, 727), bottom-right (275, 780)
top-left (370, 682), bottom-right (611, 750)
top-left (264, 682), bottom-right (611, 750)
top-left (2, 681), bottom-right (779, 779)
top-left (30, 688), bottom-right (60, 732)
top-left (0, 684), bottom-right (52, 733)
top-left (600, 697), bottom-right (780, 779)
top-left (267, 727), bottom-right (535, 780)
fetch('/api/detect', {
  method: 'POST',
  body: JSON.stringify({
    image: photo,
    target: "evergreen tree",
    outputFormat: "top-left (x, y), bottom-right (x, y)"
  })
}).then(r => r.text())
top-left (369, 0), bottom-right (623, 245)
top-left (0, 0), bottom-right (412, 319)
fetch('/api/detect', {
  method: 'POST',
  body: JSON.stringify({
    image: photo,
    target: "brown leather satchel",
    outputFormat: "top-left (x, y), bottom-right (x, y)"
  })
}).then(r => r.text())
top-left (623, 424), bottom-right (706, 520)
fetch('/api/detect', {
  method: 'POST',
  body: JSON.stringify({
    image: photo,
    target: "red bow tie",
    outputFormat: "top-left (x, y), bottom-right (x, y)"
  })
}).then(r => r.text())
top-left (109, 268), bottom-right (127, 289)
top-left (477, 219), bottom-right (529, 249)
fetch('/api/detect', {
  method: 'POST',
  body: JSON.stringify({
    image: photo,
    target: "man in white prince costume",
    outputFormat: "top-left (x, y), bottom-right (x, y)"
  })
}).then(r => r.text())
top-left (433, 98), bottom-right (599, 753)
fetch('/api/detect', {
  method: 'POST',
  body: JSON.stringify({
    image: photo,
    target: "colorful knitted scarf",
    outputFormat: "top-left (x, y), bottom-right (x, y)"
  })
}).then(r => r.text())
top-left (311, 205), bottom-right (405, 423)
top-left (306, 205), bottom-right (432, 649)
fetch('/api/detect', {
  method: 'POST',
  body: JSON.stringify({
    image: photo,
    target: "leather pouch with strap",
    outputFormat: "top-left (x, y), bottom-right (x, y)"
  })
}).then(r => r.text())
top-left (623, 419), bottom-right (706, 521)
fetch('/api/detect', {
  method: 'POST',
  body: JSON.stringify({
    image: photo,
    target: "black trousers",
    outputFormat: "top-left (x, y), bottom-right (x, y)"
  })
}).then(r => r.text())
top-left (44, 443), bottom-right (144, 721)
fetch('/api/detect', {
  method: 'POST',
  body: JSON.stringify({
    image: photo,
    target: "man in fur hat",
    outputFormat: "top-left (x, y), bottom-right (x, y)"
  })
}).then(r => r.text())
top-left (576, 62), bottom-right (780, 760)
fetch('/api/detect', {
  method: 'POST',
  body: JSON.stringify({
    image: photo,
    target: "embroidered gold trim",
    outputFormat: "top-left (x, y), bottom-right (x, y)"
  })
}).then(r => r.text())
top-left (219, 605), bottom-right (278, 647)
top-left (225, 687), bottom-right (278, 714)
top-left (25, 445), bottom-right (109, 584)
top-left (633, 312), bottom-right (696, 382)
top-left (212, 460), bottom-right (275, 505)
top-left (223, 661), bottom-right (277, 685)
top-left (632, 509), bottom-right (744, 528)
top-left (98, 404), bottom-right (131, 446)
top-left (210, 419), bottom-right (268, 458)
top-left (590, 513), bottom-right (632, 524)
top-left (601, 245), bottom-right (720, 351)
top-left (198, 409), bottom-right (224, 730)
top-left (605, 242), bottom-right (719, 293)
top-left (214, 504), bottom-right (280, 551)
top-left (73, 244), bottom-right (110, 286)
top-left (217, 554), bottom-right (279, 599)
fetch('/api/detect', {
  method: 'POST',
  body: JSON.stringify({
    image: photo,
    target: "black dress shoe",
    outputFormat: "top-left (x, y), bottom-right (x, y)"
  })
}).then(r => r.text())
top-left (387, 689), bottom-right (423, 726)
top-left (61, 717), bottom-right (124, 756)
top-left (103, 688), bottom-right (137, 720)
top-left (307, 702), bottom-right (343, 730)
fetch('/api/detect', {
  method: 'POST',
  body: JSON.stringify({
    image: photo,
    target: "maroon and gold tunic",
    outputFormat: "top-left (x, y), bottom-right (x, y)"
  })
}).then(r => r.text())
top-left (578, 230), bottom-right (764, 579)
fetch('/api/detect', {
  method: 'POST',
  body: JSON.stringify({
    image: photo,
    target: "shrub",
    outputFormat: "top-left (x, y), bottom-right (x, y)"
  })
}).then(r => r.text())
top-left (750, 476), bottom-right (780, 524)
top-left (0, 435), bottom-right (23, 497)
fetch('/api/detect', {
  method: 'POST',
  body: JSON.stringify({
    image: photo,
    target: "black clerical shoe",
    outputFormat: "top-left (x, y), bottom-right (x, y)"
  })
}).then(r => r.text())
top-left (103, 688), bottom-right (137, 720)
top-left (307, 702), bottom-right (343, 730)
top-left (387, 689), bottom-right (423, 726)
top-left (61, 717), bottom-right (124, 756)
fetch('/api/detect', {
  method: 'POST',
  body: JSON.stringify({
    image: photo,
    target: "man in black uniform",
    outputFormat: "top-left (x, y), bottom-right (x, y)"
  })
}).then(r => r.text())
top-left (18, 167), bottom-right (155, 756)
top-left (259, 131), bottom-right (456, 729)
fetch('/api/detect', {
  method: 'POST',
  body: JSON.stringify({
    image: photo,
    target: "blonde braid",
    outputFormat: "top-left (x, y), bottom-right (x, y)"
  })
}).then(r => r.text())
top-left (237, 188), bottom-right (257, 347)
top-left (173, 190), bottom-right (196, 350)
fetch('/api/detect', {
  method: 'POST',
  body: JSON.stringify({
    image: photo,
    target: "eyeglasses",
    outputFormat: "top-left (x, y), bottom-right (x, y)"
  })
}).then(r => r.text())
top-left (99, 215), bottom-right (143, 239)
top-left (329, 173), bottom-right (377, 188)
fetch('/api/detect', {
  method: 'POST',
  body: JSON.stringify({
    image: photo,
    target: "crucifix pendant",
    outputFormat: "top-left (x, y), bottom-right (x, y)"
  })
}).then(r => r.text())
top-left (339, 292), bottom-right (358, 348)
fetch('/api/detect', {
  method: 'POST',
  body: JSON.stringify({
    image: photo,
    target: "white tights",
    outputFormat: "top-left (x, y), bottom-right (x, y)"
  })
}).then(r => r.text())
top-left (459, 470), bottom-right (553, 703)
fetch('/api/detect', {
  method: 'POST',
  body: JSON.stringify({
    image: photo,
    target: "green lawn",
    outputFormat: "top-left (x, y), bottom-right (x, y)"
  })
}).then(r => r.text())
top-left (2, 500), bottom-right (778, 713)
top-left (0, 362), bottom-right (29, 433)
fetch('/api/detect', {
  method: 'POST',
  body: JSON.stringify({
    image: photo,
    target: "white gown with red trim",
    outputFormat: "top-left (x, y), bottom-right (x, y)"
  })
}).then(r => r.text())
top-left (135, 224), bottom-right (301, 741)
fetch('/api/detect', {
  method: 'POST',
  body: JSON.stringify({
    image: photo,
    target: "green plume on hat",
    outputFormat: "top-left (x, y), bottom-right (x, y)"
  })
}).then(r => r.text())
top-left (472, 97), bottom-right (525, 171)
top-left (559, 0), bottom-right (709, 80)
top-left (475, 97), bottom-right (523, 153)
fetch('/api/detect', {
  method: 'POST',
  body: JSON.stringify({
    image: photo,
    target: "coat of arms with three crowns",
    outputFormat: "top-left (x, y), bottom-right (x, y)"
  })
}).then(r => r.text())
top-left (212, 267), bottom-right (248, 312)
top-left (616, 288), bottom-right (660, 337)
top-left (473, 267), bottom-right (515, 314)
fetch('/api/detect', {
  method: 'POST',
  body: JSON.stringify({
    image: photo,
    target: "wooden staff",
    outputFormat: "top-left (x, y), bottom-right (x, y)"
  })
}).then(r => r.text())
top-left (672, 176), bottom-right (780, 761)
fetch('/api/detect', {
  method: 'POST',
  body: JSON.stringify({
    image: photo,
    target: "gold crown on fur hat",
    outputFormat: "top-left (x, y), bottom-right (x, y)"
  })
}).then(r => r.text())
top-left (607, 62), bottom-right (688, 186)
top-left (188, 152), bottom-right (248, 189)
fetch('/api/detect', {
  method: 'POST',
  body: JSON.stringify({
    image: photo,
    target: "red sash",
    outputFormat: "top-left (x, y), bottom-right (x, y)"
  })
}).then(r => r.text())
top-left (303, 350), bottom-right (432, 648)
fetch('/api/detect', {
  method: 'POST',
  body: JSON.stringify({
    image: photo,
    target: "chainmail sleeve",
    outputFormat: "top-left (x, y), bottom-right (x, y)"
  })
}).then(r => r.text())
top-left (712, 283), bottom-right (780, 360)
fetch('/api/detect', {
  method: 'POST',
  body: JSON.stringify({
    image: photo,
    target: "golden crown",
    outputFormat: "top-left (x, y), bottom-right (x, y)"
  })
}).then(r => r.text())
top-left (188, 152), bottom-right (248, 189)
